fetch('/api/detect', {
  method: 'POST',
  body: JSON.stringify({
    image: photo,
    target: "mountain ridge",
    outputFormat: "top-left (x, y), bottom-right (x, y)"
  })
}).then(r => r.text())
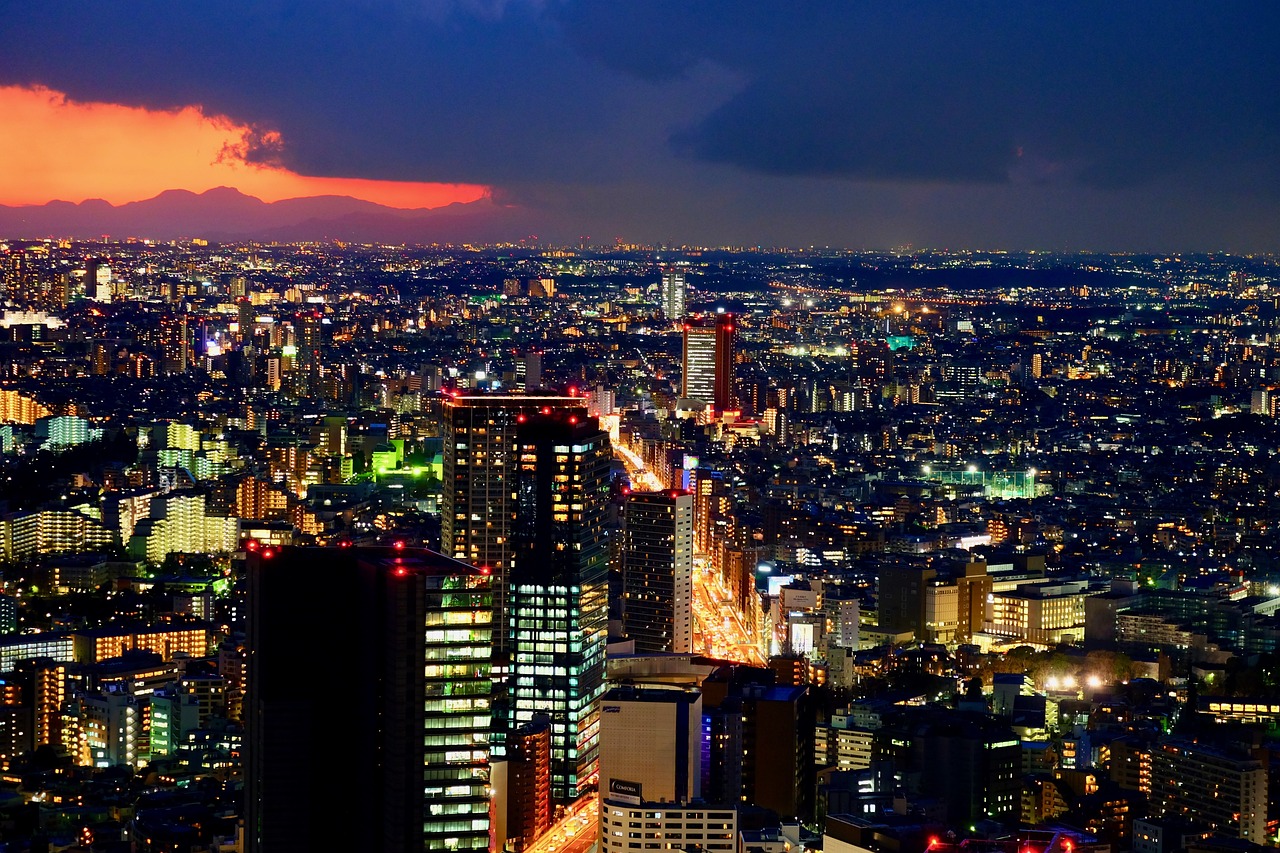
top-left (0, 187), bottom-right (538, 243)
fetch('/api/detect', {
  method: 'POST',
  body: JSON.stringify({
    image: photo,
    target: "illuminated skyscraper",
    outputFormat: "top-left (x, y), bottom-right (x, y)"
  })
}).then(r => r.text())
top-left (622, 490), bottom-right (694, 654)
top-left (442, 394), bottom-right (587, 661)
top-left (442, 394), bottom-right (610, 782)
top-left (246, 546), bottom-right (493, 853)
top-left (661, 267), bottom-right (687, 320)
top-left (509, 409), bottom-right (611, 800)
top-left (294, 310), bottom-right (324, 396)
top-left (681, 314), bottom-right (736, 412)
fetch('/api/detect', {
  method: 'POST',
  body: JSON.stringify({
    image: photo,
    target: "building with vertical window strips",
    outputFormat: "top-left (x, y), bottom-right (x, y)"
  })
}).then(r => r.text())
top-left (246, 546), bottom-right (494, 853)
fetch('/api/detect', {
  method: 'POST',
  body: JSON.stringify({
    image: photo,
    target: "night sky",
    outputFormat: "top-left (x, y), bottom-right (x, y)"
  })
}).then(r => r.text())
top-left (2, 1), bottom-right (1280, 250)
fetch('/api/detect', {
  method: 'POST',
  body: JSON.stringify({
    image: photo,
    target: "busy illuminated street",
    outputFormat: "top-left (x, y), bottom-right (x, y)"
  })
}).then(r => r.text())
top-left (525, 797), bottom-right (599, 853)
top-left (615, 442), bottom-right (764, 667)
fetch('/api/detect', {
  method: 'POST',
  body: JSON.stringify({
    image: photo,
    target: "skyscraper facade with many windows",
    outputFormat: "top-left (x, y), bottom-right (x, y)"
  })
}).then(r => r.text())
top-left (245, 546), bottom-right (493, 853)
top-left (443, 395), bottom-right (612, 798)
top-left (509, 410), bottom-right (611, 799)
top-left (622, 490), bottom-right (694, 654)
top-left (661, 267), bottom-right (687, 320)
top-left (681, 314), bottom-right (736, 412)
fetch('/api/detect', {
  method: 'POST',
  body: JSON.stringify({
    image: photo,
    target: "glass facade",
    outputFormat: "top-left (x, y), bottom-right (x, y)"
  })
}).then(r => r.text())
top-left (509, 415), bottom-right (611, 801)
top-left (424, 571), bottom-right (494, 852)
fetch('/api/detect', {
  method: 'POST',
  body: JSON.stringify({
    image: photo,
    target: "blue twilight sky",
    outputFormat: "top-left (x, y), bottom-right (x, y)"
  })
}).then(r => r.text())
top-left (1, 1), bottom-right (1279, 249)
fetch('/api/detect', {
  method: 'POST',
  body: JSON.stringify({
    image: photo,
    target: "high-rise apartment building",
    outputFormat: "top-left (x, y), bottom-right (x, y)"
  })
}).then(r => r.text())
top-left (660, 267), bottom-right (687, 320)
top-left (501, 718), bottom-right (552, 852)
top-left (246, 546), bottom-right (493, 853)
top-left (622, 491), bottom-right (694, 654)
top-left (1150, 738), bottom-right (1267, 841)
top-left (681, 315), bottom-right (736, 412)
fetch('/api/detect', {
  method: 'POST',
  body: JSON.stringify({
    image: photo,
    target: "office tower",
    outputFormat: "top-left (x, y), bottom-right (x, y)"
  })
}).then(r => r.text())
top-left (509, 409), bottom-right (611, 800)
top-left (622, 491), bottom-right (694, 654)
top-left (443, 394), bottom-right (611, 790)
top-left (442, 394), bottom-right (587, 663)
top-left (84, 259), bottom-right (111, 299)
top-left (2, 251), bottom-right (29, 303)
top-left (1150, 738), bottom-right (1267, 841)
top-left (661, 267), bottom-right (687, 320)
top-left (681, 314), bottom-right (736, 412)
top-left (237, 299), bottom-right (255, 343)
top-left (246, 546), bottom-right (493, 853)
top-left (598, 686), bottom-right (703, 805)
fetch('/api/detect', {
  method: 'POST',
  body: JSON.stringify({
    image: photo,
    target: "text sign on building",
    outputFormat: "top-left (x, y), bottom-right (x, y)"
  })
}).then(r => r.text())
top-left (608, 778), bottom-right (643, 805)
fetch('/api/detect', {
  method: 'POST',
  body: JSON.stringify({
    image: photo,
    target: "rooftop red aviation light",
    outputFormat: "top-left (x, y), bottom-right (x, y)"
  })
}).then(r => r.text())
top-left (394, 566), bottom-right (408, 577)
top-left (393, 540), bottom-right (406, 550)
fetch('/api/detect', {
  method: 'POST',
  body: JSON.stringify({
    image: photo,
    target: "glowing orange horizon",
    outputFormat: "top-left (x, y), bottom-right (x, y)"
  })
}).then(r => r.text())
top-left (0, 85), bottom-right (489, 209)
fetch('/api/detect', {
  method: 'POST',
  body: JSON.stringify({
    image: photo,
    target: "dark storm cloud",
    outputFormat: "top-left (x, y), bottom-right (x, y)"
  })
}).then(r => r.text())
top-left (2, 1), bottom-right (1280, 247)
top-left (560, 1), bottom-right (1280, 189)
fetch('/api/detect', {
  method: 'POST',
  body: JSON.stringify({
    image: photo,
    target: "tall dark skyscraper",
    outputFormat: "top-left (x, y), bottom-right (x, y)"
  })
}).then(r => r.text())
top-left (442, 394), bottom-right (589, 663)
top-left (442, 394), bottom-right (611, 798)
top-left (294, 310), bottom-right (324, 396)
top-left (681, 314), bottom-right (736, 412)
top-left (245, 546), bottom-right (493, 853)
top-left (509, 409), bottom-right (611, 800)
top-left (622, 490), bottom-right (694, 654)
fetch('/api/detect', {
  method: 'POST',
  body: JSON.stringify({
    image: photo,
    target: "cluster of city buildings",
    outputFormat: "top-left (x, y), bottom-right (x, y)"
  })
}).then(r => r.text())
top-left (0, 240), bottom-right (1277, 851)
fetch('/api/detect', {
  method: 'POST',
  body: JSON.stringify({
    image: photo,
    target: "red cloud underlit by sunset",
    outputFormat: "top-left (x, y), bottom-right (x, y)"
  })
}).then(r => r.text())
top-left (0, 85), bottom-right (489, 209)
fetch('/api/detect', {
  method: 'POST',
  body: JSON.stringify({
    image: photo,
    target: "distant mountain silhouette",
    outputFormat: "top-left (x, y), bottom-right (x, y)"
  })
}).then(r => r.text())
top-left (0, 187), bottom-right (544, 243)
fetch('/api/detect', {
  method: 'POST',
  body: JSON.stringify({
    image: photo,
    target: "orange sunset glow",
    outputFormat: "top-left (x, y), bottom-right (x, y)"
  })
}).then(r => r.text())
top-left (0, 85), bottom-right (489, 209)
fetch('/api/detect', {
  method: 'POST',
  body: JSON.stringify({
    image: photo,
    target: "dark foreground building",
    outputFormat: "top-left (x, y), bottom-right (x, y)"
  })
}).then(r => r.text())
top-left (245, 546), bottom-right (494, 853)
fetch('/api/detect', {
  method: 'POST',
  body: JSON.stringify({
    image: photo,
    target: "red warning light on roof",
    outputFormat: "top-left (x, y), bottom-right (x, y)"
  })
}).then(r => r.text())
top-left (394, 566), bottom-right (408, 577)
top-left (479, 565), bottom-right (492, 575)
top-left (261, 549), bottom-right (275, 560)
top-left (245, 540), bottom-right (259, 552)
top-left (393, 540), bottom-right (406, 550)
top-left (569, 416), bottom-right (578, 424)
top-left (517, 414), bottom-right (527, 423)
